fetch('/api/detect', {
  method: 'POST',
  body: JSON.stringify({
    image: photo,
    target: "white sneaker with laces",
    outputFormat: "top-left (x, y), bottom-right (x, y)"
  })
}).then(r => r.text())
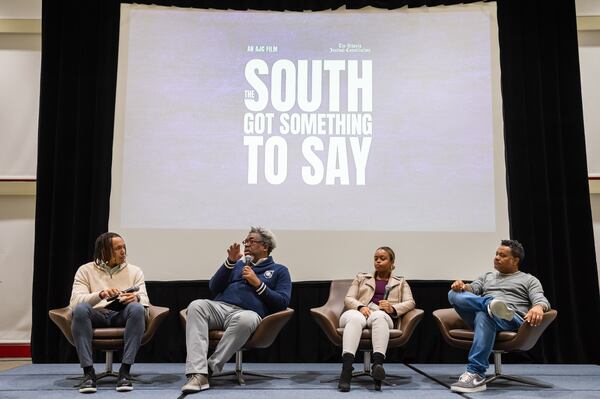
top-left (488, 299), bottom-right (516, 320)
top-left (450, 371), bottom-right (487, 393)
top-left (181, 373), bottom-right (210, 393)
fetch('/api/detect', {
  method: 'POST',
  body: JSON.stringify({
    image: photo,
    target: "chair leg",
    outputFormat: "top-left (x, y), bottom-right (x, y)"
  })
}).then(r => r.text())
top-left (211, 351), bottom-right (286, 385)
top-left (72, 350), bottom-right (120, 387)
top-left (95, 350), bottom-right (120, 380)
top-left (483, 351), bottom-right (553, 388)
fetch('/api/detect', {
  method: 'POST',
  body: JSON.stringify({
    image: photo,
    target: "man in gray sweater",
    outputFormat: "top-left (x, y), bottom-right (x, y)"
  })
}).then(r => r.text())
top-left (448, 240), bottom-right (551, 393)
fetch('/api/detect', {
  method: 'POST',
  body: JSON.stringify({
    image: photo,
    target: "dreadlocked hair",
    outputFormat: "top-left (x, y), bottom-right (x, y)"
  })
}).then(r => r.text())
top-left (93, 232), bottom-right (123, 265)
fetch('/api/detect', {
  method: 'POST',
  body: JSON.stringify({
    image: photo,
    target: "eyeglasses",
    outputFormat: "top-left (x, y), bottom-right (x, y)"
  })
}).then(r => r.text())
top-left (242, 239), bottom-right (263, 246)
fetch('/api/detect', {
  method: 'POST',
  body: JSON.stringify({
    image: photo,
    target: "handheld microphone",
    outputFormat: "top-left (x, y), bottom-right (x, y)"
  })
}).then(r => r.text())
top-left (107, 285), bottom-right (139, 302)
top-left (383, 284), bottom-right (391, 300)
top-left (243, 255), bottom-right (254, 284)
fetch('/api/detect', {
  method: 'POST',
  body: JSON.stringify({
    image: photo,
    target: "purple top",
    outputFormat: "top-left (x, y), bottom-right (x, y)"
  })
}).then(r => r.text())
top-left (371, 279), bottom-right (388, 305)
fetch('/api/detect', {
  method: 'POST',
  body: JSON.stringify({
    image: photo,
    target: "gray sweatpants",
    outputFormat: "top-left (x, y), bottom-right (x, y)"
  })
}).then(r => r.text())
top-left (185, 299), bottom-right (261, 375)
top-left (71, 302), bottom-right (146, 368)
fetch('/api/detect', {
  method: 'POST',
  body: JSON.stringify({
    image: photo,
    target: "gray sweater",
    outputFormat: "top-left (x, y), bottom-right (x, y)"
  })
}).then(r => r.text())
top-left (470, 271), bottom-right (551, 315)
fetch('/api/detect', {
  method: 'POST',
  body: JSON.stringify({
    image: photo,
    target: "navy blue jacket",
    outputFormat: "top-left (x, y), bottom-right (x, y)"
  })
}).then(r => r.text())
top-left (209, 256), bottom-right (291, 318)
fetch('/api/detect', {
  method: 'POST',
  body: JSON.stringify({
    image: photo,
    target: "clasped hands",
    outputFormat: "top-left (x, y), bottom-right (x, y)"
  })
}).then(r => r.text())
top-left (227, 242), bottom-right (260, 288)
top-left (359, 300), bottom-right (394, 318)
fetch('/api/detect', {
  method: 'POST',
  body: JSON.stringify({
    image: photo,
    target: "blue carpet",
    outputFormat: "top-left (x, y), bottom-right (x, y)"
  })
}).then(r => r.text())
top-left (1, 363), bottom-right (598, 398)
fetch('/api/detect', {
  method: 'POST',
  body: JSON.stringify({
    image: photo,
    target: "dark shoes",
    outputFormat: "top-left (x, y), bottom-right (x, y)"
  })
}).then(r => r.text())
top-left (78, 368), bottom-right (133, 393)
top-left (78, 372), bottom-right (97, 394)
top-left (116, 373), bottom-right (133, 392)
top-left (371, 363), bottom-right (386, 381)
top-left (338, 353), bottom-right (354, 392)
top-left (338, 367), bottom-right (353, 392)
top-left (371, 351), bottom-right (386, 391)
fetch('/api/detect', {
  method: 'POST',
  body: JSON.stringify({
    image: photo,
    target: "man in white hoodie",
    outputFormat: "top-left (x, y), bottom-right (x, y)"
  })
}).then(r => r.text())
top-left (69, 232), bottom-right (149, 394)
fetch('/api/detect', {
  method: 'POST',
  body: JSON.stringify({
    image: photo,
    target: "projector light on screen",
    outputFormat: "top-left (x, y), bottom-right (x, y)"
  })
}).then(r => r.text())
top-left (111, 4), bottom-right (508, 281)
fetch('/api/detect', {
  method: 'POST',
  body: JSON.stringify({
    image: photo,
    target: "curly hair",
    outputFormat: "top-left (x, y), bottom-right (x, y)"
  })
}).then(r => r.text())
top-left (249, 226), bottom-right (277, 254)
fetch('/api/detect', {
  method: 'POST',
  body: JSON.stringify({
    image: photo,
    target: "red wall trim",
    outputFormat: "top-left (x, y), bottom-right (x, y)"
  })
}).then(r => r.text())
top-left (0, 344), bottom-right (31, 358)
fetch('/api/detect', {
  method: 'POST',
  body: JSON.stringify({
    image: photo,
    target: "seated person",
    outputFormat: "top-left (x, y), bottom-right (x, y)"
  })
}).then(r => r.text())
top-left (337, 246), bottom-right (416, 392)
top-left (69, 232), bottom-right (149, 393)
top-left (182, 226), bottom-right (292, 393)
top-left (448, 239), bottom-right (551, 393)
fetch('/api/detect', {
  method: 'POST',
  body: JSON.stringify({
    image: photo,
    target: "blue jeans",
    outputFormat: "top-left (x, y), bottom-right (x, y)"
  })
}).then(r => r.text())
top-left (71, 302), bottom-right (146, 368)
top-left (447, 290), bottom-right (523, 377)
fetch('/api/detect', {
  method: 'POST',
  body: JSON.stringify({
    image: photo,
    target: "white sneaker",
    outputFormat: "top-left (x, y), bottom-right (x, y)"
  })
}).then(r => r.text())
top-left (451, 371), bottom-right (487, 393)
top-left (181, 373), bottom-right (210, 393)
top-left (488, 299), bottom-right (515, 321)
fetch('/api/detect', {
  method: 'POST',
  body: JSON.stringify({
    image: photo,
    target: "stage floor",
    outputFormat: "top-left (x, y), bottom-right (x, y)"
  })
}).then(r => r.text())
top-left (1, 363), bottom-right (598, 398)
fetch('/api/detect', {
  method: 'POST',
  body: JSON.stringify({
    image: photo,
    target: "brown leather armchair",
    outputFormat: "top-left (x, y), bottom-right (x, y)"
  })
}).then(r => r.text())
top-left (179, 307), bottom-right (294, 385)
top-left (432, 307), bottom-right (557, 388)
top-left (310, 279), bottom-right (424, 386)
top-left (49, 304), bottom-right (170, 380)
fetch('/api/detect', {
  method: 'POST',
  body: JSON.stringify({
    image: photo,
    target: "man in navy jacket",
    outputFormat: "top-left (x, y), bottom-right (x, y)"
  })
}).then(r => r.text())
top-left (182, 227), bottom-right (292, 393)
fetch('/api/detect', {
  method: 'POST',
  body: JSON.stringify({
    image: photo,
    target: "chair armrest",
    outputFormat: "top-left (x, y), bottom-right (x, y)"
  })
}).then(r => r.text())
top-left (246, 308), bottom-right (295, 349)
top-left (48, 307), bottom-right (74, 346)
top-left (432, 308), bottom-right (473, 349)
top-left (432, 308), bottom-right (468, 330)
top-left (497, 309), bottom-right (557, 352)
top-left (386, 308), bottom-right (424, 347)
top-left (310, 305), bottom-right (342, 347)
top-left (141, 304), bottom-right (170, 345)
top-left (398, 308), bottom-right (424, 338)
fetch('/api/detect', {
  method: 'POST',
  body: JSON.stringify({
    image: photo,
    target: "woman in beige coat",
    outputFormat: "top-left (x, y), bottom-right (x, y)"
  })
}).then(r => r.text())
top-left (337, 246), bottom-right (415, 392)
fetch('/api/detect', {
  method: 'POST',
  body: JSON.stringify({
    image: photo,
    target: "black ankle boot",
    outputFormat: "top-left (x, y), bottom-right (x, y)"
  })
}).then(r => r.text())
top-left (338, 353), bottom-right (354, 392)
top-left (371, 352), bottom-right (386, 382)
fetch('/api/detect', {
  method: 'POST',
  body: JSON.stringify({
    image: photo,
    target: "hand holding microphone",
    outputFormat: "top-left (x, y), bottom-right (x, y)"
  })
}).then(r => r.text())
top-left (378, 284), bottom-right (394, 314)
top-left (242, 255), bottom-right (260, 287)
top-left (100, 287), bottom-right (120, 300)
top-left (102, 286), bottom-right (140, 311)
top-left (107, 285), bottom-right (140, 303)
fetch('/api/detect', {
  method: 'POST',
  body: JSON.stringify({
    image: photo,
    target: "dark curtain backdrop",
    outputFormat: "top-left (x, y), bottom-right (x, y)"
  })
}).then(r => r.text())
top-left (32, 0), bottom-right (600, 364)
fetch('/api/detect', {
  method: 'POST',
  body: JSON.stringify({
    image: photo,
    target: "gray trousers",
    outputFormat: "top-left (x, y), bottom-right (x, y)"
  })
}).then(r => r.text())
top-left (71, 302), bottom-right (146, 368)
top-left (185, 299), bottom-right (261, 375)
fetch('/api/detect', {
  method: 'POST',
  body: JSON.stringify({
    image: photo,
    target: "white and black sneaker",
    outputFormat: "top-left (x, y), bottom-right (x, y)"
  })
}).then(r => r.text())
top-left (450, 371), bottom-right (487, 393)
top-left (78, 372), bottom-right (97, 393)
top-left (488, 299), bottom-right (516, 321)
top-left (116, 373), bottom-right (133, 392)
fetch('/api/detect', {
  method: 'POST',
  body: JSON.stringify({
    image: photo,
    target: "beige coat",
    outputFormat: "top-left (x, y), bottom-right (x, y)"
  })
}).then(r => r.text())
top-left (344, 273), bottom-right (415, 319)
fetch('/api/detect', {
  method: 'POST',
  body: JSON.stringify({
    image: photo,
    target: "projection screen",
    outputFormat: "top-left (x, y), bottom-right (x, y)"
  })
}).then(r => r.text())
top-left (110, 3), bottom-right (508, 281)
